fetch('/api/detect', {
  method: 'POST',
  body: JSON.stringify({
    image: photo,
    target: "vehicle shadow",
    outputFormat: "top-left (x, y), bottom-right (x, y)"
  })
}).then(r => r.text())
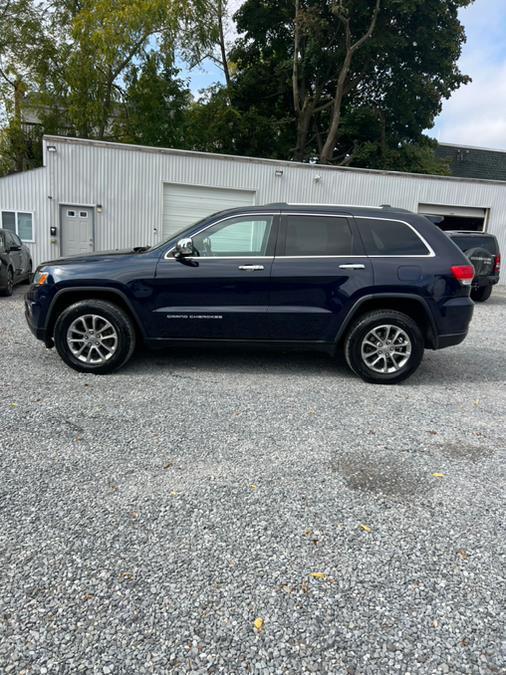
top-left (121, 341), bottom-right (505, 385)
top-left (123, 344), bottom-right (354, 380)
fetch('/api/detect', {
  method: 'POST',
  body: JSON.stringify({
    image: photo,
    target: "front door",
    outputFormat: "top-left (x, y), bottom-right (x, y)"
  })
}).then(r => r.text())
top-left (269, 212), bottom-right (373, 341)
top-left (153, 213), bottom-right (278, 339)
top-left (61, 206), bottom-right (94, 256)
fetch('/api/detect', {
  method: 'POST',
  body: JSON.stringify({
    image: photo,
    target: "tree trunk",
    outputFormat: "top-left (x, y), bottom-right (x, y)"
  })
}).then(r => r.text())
top-left (293, 98), bottom-right (313, 161)
top-left (13, 78), bottom-right (24, 172)
top-left (319, 52), bottom-right (352, 164)
top-left (217, 0), bottom-right (231, 88)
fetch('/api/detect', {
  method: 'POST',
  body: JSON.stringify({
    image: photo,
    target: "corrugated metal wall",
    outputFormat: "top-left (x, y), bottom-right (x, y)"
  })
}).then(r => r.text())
top-left (0, 135), bottom-right (505, 283)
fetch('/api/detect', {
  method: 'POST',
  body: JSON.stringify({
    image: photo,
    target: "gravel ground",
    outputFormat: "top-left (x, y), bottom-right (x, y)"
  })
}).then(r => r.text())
top-left (0, 286), bottom-right (505, 674)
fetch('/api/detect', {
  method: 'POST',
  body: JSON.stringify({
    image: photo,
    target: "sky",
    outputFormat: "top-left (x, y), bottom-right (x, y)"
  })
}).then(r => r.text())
top-left (184, 0), bottom-right (506, 151)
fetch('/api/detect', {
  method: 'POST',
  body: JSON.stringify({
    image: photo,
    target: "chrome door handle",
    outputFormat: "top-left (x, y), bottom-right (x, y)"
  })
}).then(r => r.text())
top-left (339, 264), bottom-right (365, 270)
top-left (238, 265), bottom-right (265, 271)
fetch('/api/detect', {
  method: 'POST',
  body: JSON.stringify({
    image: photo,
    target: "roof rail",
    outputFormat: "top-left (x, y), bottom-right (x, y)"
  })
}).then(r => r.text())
top-left (264, 202), bottom-right (414, 212)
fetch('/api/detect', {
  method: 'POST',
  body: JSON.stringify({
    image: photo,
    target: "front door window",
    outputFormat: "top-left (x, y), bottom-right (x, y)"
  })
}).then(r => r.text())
top-left (191, 216), bottom-right (273, 257)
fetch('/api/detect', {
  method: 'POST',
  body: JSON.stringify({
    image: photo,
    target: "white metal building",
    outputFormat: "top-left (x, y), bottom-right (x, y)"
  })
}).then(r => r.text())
top-left (0, 135), bottom-right (505, 282)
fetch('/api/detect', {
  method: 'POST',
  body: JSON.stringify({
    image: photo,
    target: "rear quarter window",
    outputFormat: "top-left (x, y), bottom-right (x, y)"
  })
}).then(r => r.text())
top-left (356, 218), bottom-right (431, 256)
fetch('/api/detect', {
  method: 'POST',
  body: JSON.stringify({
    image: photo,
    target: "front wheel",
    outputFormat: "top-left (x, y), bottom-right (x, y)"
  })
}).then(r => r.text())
top-left (470, 285), bottom-right (492, 303)
top-left (0, 268), bottom-right (14, 297)
top-left (344, 310), bottom-right (424, 384)
top-left (54, 300), bottom-right (136, 374)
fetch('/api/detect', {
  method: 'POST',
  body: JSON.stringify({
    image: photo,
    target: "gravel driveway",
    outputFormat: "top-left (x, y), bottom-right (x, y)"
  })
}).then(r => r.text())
top-left (1, 286), bottom-right (505, 674)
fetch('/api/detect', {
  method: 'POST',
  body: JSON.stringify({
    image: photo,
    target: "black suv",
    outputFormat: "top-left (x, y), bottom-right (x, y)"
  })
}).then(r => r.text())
top-left (25, 204), bottom-right (475, 384)
top-left (0, 229), bottom-right (32, 296)
top-left (446, 231), bottom-right (501, 302)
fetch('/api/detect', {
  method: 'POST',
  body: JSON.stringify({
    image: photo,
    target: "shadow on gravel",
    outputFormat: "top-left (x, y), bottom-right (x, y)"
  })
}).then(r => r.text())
top-left (122, 345), bottom-right (355, 379)
top-left (121, 342), bottom-right (505, 386)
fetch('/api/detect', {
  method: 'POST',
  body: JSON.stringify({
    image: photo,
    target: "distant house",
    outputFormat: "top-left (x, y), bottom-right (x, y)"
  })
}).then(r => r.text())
top-left (437, 143), bottom-right (506, 182)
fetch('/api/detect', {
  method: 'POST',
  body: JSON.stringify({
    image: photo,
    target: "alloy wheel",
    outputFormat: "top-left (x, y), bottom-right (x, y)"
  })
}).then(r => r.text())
top-left (360, 324), bottom-right (412, 374)
top-left (66, 314), bottom-right (119, 364)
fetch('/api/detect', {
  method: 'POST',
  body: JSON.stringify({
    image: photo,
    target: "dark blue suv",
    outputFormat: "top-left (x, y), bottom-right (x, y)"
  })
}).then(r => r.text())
top-left (25, 204), bottom-right (475, 383)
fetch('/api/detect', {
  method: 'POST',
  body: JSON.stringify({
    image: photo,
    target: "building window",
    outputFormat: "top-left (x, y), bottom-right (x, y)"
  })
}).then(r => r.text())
top-left (67, 210), bottom-right (76, 217)
top-left (1, 210), bottom-right (34, 242)
top-left (79, 211), bottom-right (88, 218)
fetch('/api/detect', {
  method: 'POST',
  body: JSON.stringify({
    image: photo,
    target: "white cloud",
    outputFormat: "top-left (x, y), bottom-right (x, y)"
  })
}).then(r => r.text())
top-left (432, 0), bottom-right (506, 149)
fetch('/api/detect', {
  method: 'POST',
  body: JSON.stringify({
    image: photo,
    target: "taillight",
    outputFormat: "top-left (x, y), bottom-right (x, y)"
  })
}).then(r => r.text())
top-left (494, 254), bottom-right (501, 275)
top-left (451, 265), bottom-right (475, 286)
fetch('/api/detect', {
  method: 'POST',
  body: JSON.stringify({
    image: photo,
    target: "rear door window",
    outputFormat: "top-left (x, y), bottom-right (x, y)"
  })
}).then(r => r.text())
top-left (282, 215), bottom-right (354, 256)
top-left (357, 218), bottom-right (430, 256)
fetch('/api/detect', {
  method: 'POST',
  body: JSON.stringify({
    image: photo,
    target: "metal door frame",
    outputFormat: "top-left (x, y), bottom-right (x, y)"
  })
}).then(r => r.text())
top-left (59, 203), bottom-right (96, 256)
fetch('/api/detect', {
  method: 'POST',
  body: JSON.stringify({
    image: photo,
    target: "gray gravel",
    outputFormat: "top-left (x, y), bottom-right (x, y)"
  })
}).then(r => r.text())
top-left (1, 286), bottom-right (505, 674)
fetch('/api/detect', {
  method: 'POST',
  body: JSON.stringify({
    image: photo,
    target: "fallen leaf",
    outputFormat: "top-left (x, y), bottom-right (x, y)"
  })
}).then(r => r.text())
top-left (309, 572), bottom-right (327, 580)
top-left (303, 529), bottom-right (313, 537)
top-left (359, 524), bottom-right (372, 533)
top-left (82, 593), bottom-right (94, 601)
top-left (170, 490), bottom-right (178, 496)
top-left (250, 484), bottom-right (257, 491)
top-left (432, 619), bottom-right (439, 629)
top-left (110, 484), bottom-right (119, 493)
top-left (119, 572), bottom-right (133, 581)
top-left (164, 462), bottom-right (173, 470)
top-left (301, 580), bottom-right (310, 593)
top-left (130, 511), bottom-right (140, 520)
top-left (431, 472), bottom-right (445, 479)
top-left (457, 548), bottom-right (470, 561)
top-left (253, 617), bottom-right (264, 631)
top-left (9, 403), bottom-right (17, 409)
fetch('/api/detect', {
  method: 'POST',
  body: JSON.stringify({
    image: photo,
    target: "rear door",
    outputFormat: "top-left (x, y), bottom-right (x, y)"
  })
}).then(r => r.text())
top-left (269, 212), bottom-right (373, 341)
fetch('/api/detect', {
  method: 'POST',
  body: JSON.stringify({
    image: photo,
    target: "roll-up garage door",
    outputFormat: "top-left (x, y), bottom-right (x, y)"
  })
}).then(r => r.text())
top-left (418, 203), bottom-right (487, 231)
top-left (162, 183), bottom-right (256, 239)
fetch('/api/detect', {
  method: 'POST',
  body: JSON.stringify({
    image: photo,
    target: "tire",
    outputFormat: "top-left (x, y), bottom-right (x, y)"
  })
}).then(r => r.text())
top-left (470, 285), bottom-right (492, 303)
top-left (344, 310), bottom-right (424, 384)
top-left (0, 268), bottom-right (14, 297)
top-left (464, 247), bottom-right (495, 278)
top-left (22, 261), bottom-right (32, 284)
top-left (53, 300), bottom-right (136, 374)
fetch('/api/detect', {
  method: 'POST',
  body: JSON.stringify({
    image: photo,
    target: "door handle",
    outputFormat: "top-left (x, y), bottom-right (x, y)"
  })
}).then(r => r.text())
top-left (238, 264), bottom-right (265, 271)
top-left (338, 264), bottom-right (366, 270)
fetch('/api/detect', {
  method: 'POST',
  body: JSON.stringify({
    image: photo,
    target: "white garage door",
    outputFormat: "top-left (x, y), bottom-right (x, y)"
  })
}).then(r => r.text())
top-left (162, 183), bottom-right (256, 239)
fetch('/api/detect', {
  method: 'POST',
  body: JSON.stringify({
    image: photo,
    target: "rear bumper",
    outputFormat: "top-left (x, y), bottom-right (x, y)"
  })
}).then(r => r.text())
top-left (435, 331), bottom-right (468, 349)
top-left (433, 295), bottom-right (474, 350)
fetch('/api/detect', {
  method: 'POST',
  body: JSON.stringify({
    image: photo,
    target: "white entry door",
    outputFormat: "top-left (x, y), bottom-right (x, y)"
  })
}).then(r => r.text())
top-left (61, 206), bottom-right (94, 256)
top-left (162, 183), bottom-right (256, 240)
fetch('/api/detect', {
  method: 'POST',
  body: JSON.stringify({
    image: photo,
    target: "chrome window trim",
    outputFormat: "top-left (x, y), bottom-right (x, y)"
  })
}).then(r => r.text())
top-left (355, 216), bottom-right (435, 258)
top-left (162, 211), bottom-right (436, 260)
top-left (163, 212), bottom-right (278, 260)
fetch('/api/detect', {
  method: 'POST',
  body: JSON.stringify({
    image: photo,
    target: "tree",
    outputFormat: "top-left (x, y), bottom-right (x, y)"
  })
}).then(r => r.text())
top-left (230, 0), bottom-right (473, 169)
top-left (115, 53), bottom-right (192, 148)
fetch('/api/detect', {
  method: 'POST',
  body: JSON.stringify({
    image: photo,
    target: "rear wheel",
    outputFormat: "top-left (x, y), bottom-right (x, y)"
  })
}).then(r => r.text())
top-left (0, 268), bottom-right (14, 296)
top-left (470, 285), bottom-right (492, 303)
top-left (344, 310), bottom-right (424, 384)
top-left (54, 300), bottom-right (136, 374)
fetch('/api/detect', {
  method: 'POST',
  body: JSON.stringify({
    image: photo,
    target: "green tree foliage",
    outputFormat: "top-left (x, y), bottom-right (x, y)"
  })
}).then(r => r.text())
top-left (226, 0), bottom-right (472, 170)
top-left (115, 54), bottom-right (192, 148)
top-left (0, 0), bottom-right (473, 176)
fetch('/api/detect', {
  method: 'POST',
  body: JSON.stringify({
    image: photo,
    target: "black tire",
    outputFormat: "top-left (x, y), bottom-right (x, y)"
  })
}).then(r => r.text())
top-left (344, 310), bottom-right (424, 384)
top-left (53, 300), bottom-right (136, 374)
top-left (0, 268), bottom-right (14, 297)
top-left (22, 261), bottom-right (32, 284)
top-left (470, 285), bottom-right (492, 303)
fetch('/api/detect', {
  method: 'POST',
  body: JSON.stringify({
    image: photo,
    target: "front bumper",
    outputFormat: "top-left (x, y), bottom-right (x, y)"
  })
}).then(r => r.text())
top-left (24, 289), bottom-right (53, 345)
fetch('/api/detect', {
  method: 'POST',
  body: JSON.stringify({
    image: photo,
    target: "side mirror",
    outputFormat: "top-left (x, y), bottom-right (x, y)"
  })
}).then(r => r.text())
top-left (174, 237), bottom-right (194, 257)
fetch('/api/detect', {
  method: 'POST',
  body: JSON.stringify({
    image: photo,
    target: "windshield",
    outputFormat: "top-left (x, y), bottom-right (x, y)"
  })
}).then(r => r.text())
top-left (151, 212), bottom-right (222, 252)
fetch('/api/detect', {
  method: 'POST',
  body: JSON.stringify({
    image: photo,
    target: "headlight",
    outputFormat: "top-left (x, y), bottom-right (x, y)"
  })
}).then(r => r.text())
top-left (33, 269), bottom-right (49, 286)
